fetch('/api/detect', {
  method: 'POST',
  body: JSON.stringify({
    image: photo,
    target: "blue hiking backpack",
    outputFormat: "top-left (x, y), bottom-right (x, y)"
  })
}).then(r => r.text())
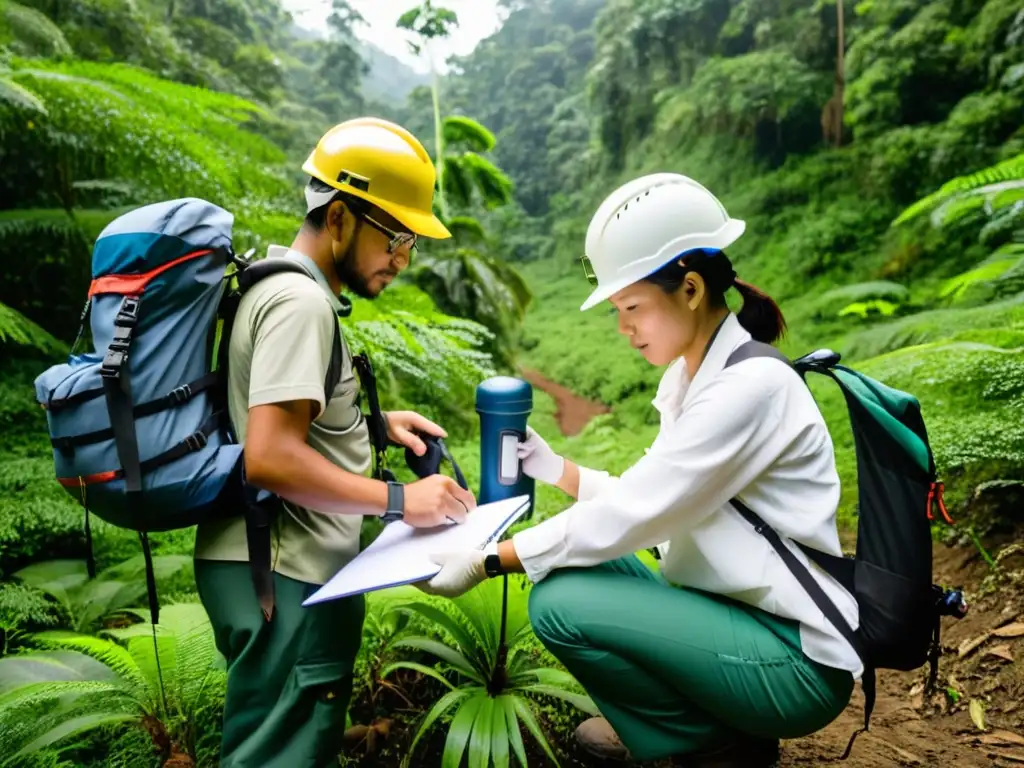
top-left (33, 198), bottom-right (395, 624)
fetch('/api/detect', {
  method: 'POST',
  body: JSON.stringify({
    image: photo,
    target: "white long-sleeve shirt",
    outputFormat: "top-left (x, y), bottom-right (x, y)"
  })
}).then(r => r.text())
top-left (512, 312), bottom-right (862, 678)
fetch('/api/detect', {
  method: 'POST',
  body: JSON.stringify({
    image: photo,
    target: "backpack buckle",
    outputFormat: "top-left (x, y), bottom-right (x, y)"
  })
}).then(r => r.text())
top-left (185, 431), bottom-right (208, 452)
top-left (170, 384), bottom-right (192, 404)
top-left (101, 345), bottom-right (127, 378)
top-left (115, 297), bottom-right (140, 326)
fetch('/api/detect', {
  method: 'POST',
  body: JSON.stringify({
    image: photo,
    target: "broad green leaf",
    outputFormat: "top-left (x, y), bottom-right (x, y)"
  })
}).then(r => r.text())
top-left (442, 690), bottom-right (486, 768)
top-left (512, 695), bottom-right (561, 767)
top-left (0, 650), bottom-right (119, 690)
top-left (501, 696), bottom-right (528, 768)
top-left (467, 693), bottom-right (496, 768)
top-left (396, 603), bottom-right (488, 672)
top-left (518, 684), bottom-right (598, 715)
top-left (391, 636), bottom-right (484, 683)
top-left (402, 688), bottom-right (471, 768)
top-left (490, 695), bottom-right (510, 768)
top-left (379, 661), bottom-right (456, 691)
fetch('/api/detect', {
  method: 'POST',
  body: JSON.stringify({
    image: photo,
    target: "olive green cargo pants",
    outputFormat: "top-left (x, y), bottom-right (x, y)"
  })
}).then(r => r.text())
top-left (528, 554), bottom-right (854, 762)
top-left (195, 560), bottom-right (365, 768)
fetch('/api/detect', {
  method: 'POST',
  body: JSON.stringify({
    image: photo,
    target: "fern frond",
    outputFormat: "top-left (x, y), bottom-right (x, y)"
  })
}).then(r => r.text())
top-left (25, 632), bottom-right (148, 694)
top-left (106, 602), bottom-right (221, 716)
top-left (0, 75), bottom-right (45, 113)
top-left (0, 301), bottom-right (65, 354)
top-left (0, 678), bottom-right (139, 767)
top-left (10, 711), bottom-right (139, 764)
top-left (893, 153), bottom-right (1024, 227)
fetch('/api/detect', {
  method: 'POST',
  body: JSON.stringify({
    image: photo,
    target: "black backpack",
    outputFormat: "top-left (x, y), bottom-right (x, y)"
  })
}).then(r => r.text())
top-left (724, 341), bottom-right (969, 759)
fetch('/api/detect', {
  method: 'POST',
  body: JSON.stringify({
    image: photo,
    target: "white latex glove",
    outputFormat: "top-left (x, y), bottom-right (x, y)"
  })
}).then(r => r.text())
top-left (417, 550), bottom-right (488, 598)
top-left (517, 426), bottom-right (565, 485)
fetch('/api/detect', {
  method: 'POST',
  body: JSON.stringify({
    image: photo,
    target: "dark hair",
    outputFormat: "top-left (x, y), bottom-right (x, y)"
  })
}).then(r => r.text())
top-left (642, 250), bottom-right (787, 344)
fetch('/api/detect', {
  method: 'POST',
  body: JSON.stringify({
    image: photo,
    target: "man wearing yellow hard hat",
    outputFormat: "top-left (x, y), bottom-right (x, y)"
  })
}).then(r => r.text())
top-left (194, 117), bottom-right (475, 768)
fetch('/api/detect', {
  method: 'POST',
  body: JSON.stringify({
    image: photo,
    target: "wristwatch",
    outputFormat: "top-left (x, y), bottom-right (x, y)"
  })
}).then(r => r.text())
top-left (483, 541), bottom-right (504, 578)
top-left (381, 481), bottom-right (404, 523)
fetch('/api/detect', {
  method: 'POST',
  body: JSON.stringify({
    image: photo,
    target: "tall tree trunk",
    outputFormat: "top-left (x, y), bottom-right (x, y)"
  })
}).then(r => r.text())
top-left (820, 0), bottom-right (846, 148)
top-left (428, 41), bottom-right (448, 221)
top-left (834, 0), bottom-right (845, 147)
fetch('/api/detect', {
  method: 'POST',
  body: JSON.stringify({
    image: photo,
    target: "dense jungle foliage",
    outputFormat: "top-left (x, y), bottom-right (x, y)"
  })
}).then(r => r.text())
top-left (1, 0), bottom-right (1023, 765)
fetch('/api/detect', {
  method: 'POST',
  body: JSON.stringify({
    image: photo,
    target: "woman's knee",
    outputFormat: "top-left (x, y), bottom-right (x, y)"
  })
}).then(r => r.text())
top-left (527, 570), bottom-right (590, 646)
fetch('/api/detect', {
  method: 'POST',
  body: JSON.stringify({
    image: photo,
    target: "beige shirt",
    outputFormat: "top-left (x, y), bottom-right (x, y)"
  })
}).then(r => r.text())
top-left (194, 246), bottom-right (371, 586)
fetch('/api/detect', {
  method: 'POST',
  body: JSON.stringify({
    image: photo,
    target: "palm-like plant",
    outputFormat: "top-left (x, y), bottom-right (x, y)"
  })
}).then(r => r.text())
top-left (406, 114), bottom-right (530, 367)
top-left (0, 602), bottom-right (223, 767)
top-left (382, 575), bottom-right (598, 768)
top-left (441, 116), bottom-right (514, 213)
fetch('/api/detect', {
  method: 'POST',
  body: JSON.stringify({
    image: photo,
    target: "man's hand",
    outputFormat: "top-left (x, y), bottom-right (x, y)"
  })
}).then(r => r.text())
top-left (385, 410), bottom-right (446, 456)
top-left (403, 474), bottom-right (477, 528)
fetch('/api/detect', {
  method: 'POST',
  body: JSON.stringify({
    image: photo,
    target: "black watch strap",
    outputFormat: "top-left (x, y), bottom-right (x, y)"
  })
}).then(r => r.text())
top-left (484, 552), bottom-right (504, 578)
top-left (381, 481), bottom-right (404, 522)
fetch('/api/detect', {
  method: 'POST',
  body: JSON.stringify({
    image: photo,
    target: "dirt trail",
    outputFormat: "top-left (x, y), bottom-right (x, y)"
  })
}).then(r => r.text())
top-left (521, 369), bottom-right (1024, 768)
top-left (522, 368), bottom-right (609, 436)
top-left (777, 538), bottom-right (1024, 768)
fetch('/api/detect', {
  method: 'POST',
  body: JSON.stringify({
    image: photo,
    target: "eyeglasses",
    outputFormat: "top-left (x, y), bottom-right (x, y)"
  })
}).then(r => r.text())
top-left (580, 254), bottom-right (598, 286)
top-left (356, 209), bottom-right (417, 261)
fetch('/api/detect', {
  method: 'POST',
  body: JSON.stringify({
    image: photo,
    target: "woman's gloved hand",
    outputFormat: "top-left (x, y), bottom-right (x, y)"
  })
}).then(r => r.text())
top-left (416, 550), bottom-right (488, 598)
top-left (517, 426), bottom-right (565, 485)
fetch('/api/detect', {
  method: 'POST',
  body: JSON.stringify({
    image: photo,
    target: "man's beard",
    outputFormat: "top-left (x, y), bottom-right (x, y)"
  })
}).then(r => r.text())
top-left (333, 241), bottom-right (394, 299)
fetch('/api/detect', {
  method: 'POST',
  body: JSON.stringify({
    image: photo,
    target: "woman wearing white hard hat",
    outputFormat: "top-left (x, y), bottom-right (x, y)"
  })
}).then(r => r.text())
top-left (421, 173), bottom-right (858, 767)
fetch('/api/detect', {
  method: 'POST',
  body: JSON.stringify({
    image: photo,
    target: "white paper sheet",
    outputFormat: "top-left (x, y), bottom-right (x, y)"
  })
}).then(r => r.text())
top-left (302, 494), bottom-right (532, 606)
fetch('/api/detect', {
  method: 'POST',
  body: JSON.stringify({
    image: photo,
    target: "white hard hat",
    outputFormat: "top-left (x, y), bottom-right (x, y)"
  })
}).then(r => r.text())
top-left (579, 172), bottom-right (746, 311)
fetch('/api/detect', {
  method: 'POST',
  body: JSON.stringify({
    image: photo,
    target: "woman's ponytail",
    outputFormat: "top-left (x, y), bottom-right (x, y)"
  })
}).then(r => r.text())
top-left (734, 278), bottom-right (787, 344)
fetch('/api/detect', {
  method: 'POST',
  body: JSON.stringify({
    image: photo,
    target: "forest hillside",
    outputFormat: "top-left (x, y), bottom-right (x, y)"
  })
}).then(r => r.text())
top-left (1, 1), bottom-right (1023, 767)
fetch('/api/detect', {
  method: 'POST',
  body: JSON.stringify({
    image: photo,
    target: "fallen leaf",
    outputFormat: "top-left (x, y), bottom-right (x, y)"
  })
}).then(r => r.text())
top-left (971, 698), bottom-right (988, 731)
top-left (993, 623), bottom-right (1024, 638)
top-left (960, 632), bottom-right (992, 657)
top-left (909, 681), bottom-right (924, 696)
top-left (989, 750), bottom-right (1024, 764)
top-left (987, 644), bottom-right (1015, 662)
top-left (888, 744), bottom-right (923, 765)
top-left (1006, 702), bottom-right (1021, 714)
top-left (981, 731), bottom-right (1024, 747)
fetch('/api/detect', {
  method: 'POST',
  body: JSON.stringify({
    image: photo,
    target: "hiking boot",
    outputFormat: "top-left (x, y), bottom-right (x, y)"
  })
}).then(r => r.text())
top-left (575, 717), bottom-right (631, 761)
top-left (676, 736), bottom-right (781, 768)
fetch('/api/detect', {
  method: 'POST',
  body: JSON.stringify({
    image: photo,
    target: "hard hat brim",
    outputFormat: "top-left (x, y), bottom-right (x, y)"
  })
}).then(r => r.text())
top-left (382, 201), bottom-right (452, 240)
top-left (580, 276), bottom-right (633, 312)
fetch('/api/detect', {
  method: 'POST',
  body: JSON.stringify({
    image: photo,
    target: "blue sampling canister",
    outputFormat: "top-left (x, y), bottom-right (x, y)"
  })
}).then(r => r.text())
top-left (475, 376), bottom-right (534, 513)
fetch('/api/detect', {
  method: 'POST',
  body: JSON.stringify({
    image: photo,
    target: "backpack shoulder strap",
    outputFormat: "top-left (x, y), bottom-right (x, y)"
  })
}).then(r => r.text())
top-left (724, 341), bottom-right (872, 757)
top-left (224, 255), bottom-right (345, 624)
top-left (235, 257), bottom-right (343, 406)
top-left (724, 339), bottom-right (792, 369)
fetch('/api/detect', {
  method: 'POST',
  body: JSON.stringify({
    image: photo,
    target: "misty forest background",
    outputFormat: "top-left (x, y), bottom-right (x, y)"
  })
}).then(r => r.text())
top-left (0, 0), bottom-right (1023, 766)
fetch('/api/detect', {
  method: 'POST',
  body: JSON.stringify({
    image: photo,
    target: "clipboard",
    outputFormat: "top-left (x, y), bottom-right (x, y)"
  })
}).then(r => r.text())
top-left (302, 494), bottom-right (532, 606)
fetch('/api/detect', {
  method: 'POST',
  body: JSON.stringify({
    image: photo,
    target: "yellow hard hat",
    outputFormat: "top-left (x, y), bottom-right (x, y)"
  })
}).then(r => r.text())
top-left (302, 117), bottom-right (451, 240)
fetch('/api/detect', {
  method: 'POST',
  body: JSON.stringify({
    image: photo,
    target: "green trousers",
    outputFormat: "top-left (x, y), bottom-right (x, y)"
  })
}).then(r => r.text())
top-left (194, 560), bottom-right (366, 768)
top-left (528, 555), bottom-right (854, 762)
